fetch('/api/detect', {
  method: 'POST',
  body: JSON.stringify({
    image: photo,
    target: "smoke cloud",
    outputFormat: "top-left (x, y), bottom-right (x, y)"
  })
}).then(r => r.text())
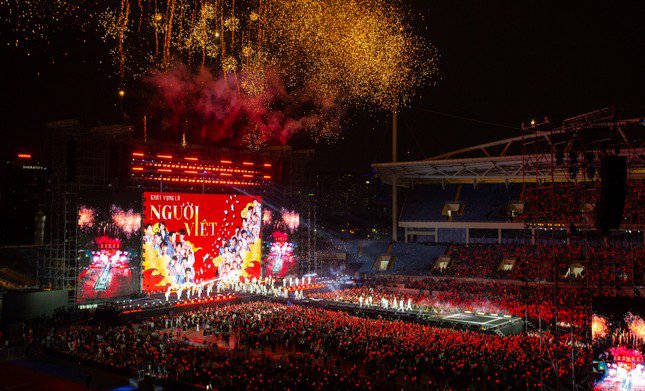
top-left (145, 64), bottom-right (343, 147)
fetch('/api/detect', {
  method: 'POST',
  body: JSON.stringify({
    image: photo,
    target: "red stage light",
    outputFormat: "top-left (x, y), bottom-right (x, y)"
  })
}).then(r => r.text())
top-left (220, 160), bottom-right (232, 164)
top-left (221, 173), bottom-right (232, 176)
top-left (263, 175), bottom-right (271, 179)
top-left (243, 174), bottom-right (253, 178)
top-left (184, 157), bottom-right (198, 161)
top-left (132, 152), bottom-right (144, 157)
top-left (263, 163), bottom-right (272, 167)
top-left (132, 167), bottom-right (144, 171)
top-left (17, 153), bottom-right (32, 159)
top-left (157, 154), bottom-right (173, 159)
top-left (242, 161), bottom-right (254, 166)
top-left (184, 170), bottom-right (198, 174)
top-left (158, 168), bottom-right (172, 173)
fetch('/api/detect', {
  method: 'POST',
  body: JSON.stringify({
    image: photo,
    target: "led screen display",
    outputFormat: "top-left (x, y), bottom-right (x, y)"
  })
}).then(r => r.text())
top-left (261, 208), bottom-right (300, 278)
top-left (592, 297), bottom-right (645, 389)
top-left (142, 192), bottom-right (262, 292)
top-left (77, 193), bottom-right (141, 300)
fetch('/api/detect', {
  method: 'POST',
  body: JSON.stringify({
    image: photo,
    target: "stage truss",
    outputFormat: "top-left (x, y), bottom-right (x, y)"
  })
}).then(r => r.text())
top-left (372, 108), bottom-right (645, 390)
top-left (37, 180), bottom-right (79, 305)
top-left (373, 109), bottom-right (645, 188)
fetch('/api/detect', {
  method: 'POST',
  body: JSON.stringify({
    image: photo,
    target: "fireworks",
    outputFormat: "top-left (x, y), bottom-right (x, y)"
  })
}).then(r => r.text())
top-left (592, 314), bottom-right (609, 340)
top-left (263, 0), bottom-right (437, 110)
top-left (0, 0), bottom-right (87, 43)
top-left (242, 124), bottom-right (270, 152)
top-left (281, 209), bottom-right (300, 232)
top-left (78, 206), bottom-right (96, 229)
top-left (3, 0), bottom-right (437, 147)
top-left (626, 312), bottom-right (645, 344)
top-left (111, 205), bottom-right (141, 238)
top-left (223, 16), bottom-right (240, 32)
top-left (221, 56), bottom-right (238, 72)
top-left (262, 209), bottom-right (272, 225)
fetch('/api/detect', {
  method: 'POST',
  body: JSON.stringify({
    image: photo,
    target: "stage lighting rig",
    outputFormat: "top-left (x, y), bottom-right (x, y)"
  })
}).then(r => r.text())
top-left (569, 165), bottom-right (579, 180)
top-left (521, 116), bottom-right (550, 131)
top-left (555, 149), bottom-right (565, 166)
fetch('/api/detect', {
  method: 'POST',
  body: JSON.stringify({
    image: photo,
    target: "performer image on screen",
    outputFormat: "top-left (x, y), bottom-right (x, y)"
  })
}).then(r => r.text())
top-left (143, 224), bottom-right (154, 244)
top-left (142, 195), bottom-right (262, 290)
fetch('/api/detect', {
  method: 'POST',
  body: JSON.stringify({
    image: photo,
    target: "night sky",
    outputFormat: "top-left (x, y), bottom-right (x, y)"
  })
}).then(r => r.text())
top-left (1, 1), bottom-right (643, 172)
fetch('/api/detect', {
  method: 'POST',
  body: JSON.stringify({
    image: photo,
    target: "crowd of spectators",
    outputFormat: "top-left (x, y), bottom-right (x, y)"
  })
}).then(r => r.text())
top-left (624, 180), bottom-right (645, 226)
top-left (519, 184), bottom-right (598, 224)
top-left (0, 306), bottom-right (73, 356)
top-left (310, 281), bottom-right (587, 328)
top-left (439, 243), bottom-right (643, 286)
top-left (49, 301), bottom-right (581, 389)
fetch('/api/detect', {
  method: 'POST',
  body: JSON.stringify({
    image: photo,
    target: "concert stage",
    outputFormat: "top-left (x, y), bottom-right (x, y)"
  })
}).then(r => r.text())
top-left (100, 280), bottom-right (335, 319)
top-left (433, 312), bottom-right (524, 336)
top-left (96, 292), bottom-right (241, 321)
top-left (297, 298), bottom-right (525, 336)
top-left (100, 280), bottom-right (523, 336)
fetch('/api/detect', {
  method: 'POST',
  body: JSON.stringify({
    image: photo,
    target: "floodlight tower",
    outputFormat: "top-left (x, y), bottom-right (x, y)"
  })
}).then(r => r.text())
top-left (392, 110), bottom-right (398, 242)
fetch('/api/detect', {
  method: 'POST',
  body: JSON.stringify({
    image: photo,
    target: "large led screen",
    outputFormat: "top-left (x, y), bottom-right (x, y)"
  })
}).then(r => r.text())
top-left (142, 193), bottom-right (262, 292)
top-left (592, 297), bottom-right (645, 390)
top-left (261, 208), bottom-right (300, 278)
top-left (77, 193), bottom-right (142, 301)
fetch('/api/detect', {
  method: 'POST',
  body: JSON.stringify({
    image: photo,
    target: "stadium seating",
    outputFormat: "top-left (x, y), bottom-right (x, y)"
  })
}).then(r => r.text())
top-left (387, 243), bottom-right (447, 275)
top-left (453, 183), bottom-right (521, 222)
top-left (399, 185), bottom-right (456, 222)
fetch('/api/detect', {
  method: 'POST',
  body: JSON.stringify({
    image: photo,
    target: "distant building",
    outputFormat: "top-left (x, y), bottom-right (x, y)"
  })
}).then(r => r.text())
top-left (0, 153), bottom-right (50, 245)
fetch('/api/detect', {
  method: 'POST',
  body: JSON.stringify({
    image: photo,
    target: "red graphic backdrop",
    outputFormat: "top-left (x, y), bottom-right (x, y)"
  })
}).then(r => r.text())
top-left (142, 192), bottom-right (262, 292)
top-left (77, 236), bottom-right (136, 300)
top-left (264, 231), bottom-right (297, 278)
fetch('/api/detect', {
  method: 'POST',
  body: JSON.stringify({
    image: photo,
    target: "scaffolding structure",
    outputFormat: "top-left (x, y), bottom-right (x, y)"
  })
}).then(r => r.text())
top-left (37, 122), bottom-right (133, 305)
top-left (38, 181), bottom-right (78, 303)
top-left (260, 181), bottom-right (319, 277)
top-left (370, 108), bottom-right (644, 389)
top-left (519, 108), bottom-right (633, 390)
top-left (299, 193), bottom-right (319, 276)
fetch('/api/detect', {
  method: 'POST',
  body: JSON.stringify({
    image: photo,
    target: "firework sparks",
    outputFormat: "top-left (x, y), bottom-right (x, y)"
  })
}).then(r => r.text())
top-left (221, 56), bottom-right (238, 72)
top-left (111, 205), bottom-right (141, 238)
top-left (281, 209), bottom-right (299, 232)
top-left (78, 206), bottom-right (96, 229)
top-left (4, 0), bottom-right (437, 146)
top-left (223, 16), bottom-right (240, 32)
top-left (0, 0), bottom-right (87, 44)
top-left (262, 209), bottom-right (272, 225)
top-left (263, 0), bottom-right (437, 110)
top-left (592, 314), bottom-right (609, 340)
top-left (626, 312), bottom-right (645, 343)
top-left (242, 124), bottom-right (270, 152)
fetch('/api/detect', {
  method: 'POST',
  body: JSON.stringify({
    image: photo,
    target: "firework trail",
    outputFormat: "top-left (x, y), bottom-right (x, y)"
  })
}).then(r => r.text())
top-left (2, 0), bottom-right (437, 147)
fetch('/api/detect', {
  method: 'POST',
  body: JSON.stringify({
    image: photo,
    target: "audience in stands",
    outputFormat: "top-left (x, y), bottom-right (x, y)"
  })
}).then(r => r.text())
top-left (439, 243), bottom-right (643, 286)
top-left (49, 302), bottom-right (581, 389)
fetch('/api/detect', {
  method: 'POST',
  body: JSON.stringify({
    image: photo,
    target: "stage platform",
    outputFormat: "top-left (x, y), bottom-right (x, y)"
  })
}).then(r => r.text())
top-left (432, 312), bottom-right (524, 336)
top-left (292, 298), bottom-right (525, 336)
top-left (100, 283), bottom-right (523, 336)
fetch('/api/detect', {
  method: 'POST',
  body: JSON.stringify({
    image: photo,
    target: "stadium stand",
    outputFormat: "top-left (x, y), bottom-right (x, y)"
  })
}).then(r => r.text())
top-left (453, 183), bottom-right (521, 222)
top-left (399, 184), bottom-right (457, 222)
top-left (386, 243), bottom-right (447, 275)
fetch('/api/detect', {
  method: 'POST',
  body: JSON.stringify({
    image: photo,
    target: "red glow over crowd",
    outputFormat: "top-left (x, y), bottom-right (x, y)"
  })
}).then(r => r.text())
top-left (40, 302), bottom-right (581, 389)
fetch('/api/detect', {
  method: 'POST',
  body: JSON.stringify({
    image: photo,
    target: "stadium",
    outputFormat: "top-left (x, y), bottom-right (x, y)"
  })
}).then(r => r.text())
top-left (0, 2), bottom-right (644, 391)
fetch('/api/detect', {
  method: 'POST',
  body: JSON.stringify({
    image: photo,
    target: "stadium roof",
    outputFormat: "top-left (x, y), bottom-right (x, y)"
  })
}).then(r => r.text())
top-left (373, 109), bottom-right (645, 186)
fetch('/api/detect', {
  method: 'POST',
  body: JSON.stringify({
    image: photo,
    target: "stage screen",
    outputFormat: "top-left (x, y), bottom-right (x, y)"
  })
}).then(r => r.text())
top-left (262, 208), bottom-right (300, 278)
top-left (592, 297), bottom-right (645, 389)
top-left (264, 231), bottom-right (298, 278)
top-left (142, 193), bottom-right (262, 292)
top-left (77, 193), bottom-right (141, 301)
